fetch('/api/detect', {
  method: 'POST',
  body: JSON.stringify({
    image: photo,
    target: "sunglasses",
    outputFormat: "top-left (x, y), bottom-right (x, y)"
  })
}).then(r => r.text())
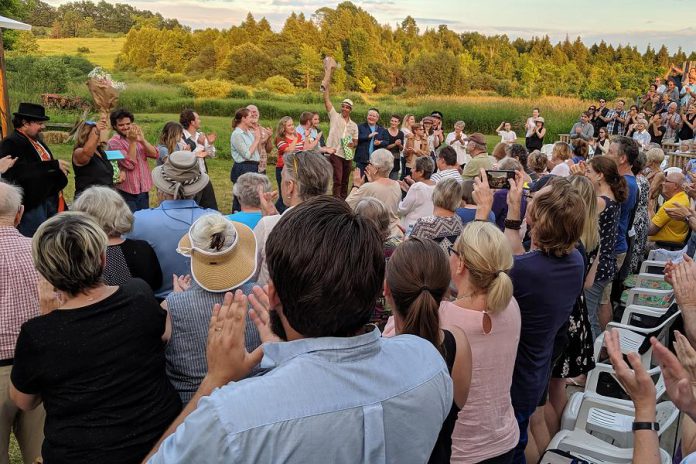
top-left (84, 120), bottom-right (97, 126)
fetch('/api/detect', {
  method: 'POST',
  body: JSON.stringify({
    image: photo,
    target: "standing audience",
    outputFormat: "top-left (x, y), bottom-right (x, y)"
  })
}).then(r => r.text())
top-left (72, 117), bottom-right (115, 197)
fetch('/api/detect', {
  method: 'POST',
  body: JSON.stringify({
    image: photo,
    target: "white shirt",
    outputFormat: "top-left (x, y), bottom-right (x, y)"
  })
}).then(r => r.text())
top-left (183, 129), bottom-right (215, 174)
top-left (398, 182), bottom-right (435, 229)
top-left (550, 162), bottom-right (571, 177)
top-left (525, 117), bottom-right (537, 137)
top-left (446, 132), bottom-right (470, 165)
top-left (252, 208), bottom-right (293, 285)
top-left (498, 130), bottom-right (517, 144)
top-left (431, 168), bottom-right (463, 184)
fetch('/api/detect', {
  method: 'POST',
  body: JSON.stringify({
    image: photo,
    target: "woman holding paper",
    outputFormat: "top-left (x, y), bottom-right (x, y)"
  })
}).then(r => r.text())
top-left (73, 116), bottom-right (122, 197)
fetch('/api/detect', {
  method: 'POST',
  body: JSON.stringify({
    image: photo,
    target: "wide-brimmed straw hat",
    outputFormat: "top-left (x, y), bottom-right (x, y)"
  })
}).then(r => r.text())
top-left (176, 215), bottom-right (257, 292)
top-left (152, 150), bottom-right (209, 199)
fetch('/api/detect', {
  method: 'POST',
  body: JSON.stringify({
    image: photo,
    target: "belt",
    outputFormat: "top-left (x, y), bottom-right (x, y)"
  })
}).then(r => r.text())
top-left (237, 161), bottom-right (259, 165)
top-left (0, 358), bottom-right (13, 367)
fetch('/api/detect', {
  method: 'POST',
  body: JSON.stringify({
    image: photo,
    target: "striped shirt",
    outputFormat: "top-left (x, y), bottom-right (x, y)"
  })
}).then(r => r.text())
top-left (431, 168), bottom-right (463, 184)
top-left (275, 133), bottom-right (304, 169)
top-left (107, 134), bottom-right (157, 195)
top-left (606, 110), bottom-right (627, 136)
top-left (0, 227), bottom-right (40, 360)
top-left (164, 282), bottom-right (262, 404)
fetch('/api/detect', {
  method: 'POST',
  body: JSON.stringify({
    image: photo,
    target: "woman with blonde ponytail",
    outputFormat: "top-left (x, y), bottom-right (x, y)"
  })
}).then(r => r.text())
top-left (384, 237), bottom-right (472, 464)
top-left (441, 221), bottom-right (521, 464)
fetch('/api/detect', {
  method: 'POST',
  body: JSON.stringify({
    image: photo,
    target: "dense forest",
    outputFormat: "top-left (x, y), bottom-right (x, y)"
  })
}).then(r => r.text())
top-left (4, 0), bottom-right (696, 100)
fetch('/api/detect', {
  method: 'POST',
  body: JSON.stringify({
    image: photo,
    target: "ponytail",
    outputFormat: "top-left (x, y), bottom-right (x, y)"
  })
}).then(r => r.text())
top-left (485, 272), bottom-right (514, 314)
top-left (401, 289), bottom-right (444, 353)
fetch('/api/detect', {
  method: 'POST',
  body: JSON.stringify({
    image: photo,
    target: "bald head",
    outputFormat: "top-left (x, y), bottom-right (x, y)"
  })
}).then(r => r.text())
top-left (0, 181), bottom-right (23, 225)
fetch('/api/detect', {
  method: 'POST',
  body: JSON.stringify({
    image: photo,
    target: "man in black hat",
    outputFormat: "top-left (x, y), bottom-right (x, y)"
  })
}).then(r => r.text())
top-left (0, 103), bottom-right (69, 237)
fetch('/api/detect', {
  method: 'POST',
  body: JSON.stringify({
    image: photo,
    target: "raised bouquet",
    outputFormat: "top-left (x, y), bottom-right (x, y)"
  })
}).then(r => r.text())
top-left (86, 67), bottom-right (126, 183)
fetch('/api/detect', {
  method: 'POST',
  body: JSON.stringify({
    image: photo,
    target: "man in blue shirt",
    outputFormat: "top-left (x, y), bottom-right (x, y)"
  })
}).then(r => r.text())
top-left (355, 108), bottom-right (388, 177)
top-left (145, 196), bottom-right (453, 463)
top-left (127, 151), bottom-right (218, 299)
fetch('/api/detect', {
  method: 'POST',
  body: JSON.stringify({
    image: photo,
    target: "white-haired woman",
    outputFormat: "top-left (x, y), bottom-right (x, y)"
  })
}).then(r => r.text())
top-left (347, 148), bottom-right (403, 236)
top-left (10, 212), bottom-right (181, 463)
top-left (73, 186), bottom-right (162, 292)
top-left (410, 178), bottom-right (464, 251)
top-left (227, 172), bottom-right (272, 229)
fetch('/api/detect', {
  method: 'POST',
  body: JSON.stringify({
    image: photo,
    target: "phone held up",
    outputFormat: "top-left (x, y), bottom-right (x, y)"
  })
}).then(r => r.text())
top-left (484, 170), bottom-right (515, 189)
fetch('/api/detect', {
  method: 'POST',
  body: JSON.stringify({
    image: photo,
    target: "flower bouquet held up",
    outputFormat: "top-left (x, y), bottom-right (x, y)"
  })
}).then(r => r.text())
top-left (86, 67), bottom-right (125, 143)
top-left (86, 67), bottom-right (126, 183)
top-left (320, 56), bottom-right (338, 93)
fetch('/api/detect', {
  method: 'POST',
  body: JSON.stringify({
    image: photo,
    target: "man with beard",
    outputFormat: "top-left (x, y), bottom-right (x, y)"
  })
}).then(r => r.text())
top-left (107, 108), bottom-right (159, 212)
top-left (0, 103), bottom-right (69, 236)
top-left (145, 196), bottom-right (453, 463)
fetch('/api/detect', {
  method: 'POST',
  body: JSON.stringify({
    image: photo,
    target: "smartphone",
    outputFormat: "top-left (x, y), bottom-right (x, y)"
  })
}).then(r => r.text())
top-left (485, 170), bottom-right (515, 189)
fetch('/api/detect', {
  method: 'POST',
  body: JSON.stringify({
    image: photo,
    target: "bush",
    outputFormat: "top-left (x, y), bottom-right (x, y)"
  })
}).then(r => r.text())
top-left (77, 46), bottom-right (91, 54)
top-left (342, 92), bottom-right (366, 105)
top-left (228, 85), bottom-right (250, 99)
top-left (143, 71), bottom-right (188, 85)
top-left (253, 89), bottom-right (275, 101)
top-left (295, 89), bottom-right (323, 104)
top-left (184, 79), bottom-right (234, 99)
top-left (259, 75), bottom-right (296, 95)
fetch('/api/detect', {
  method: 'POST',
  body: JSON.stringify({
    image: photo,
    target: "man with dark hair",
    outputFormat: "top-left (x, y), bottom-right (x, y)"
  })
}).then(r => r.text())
top-left (602, 99), bottom-right (627, 136)
top-left (0, 103), bottom-right (69, 236)
top-left (178, 108), bottom-right (218, 210)
top-left (107, 108), bottom-right (159, 212)
top-left (569, 112), bottom-right (594, 142)
top-left (145, 195), bottom-right (453, 463)
top-left (355, 108), bottom-right (387, 176)
top-left (431, 146), bottom-right (462, 183)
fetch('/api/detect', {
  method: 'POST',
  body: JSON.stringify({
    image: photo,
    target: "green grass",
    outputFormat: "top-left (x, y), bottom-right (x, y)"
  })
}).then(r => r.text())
top-left (37, 37), bottom-right (125, 69)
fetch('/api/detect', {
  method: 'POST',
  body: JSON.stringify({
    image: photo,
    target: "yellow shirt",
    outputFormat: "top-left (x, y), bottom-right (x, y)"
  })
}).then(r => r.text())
top-left (649, 190), bottom-right (690, 243)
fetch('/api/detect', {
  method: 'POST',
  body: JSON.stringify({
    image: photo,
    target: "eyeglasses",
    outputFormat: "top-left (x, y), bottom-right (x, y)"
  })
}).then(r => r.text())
top-left (447, 244), bottom-right (459, 257)
top-left (84, 120), bottom-right (97, 126)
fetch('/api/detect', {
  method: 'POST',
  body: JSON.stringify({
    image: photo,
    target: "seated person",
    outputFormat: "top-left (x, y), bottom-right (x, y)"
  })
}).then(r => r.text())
top-left (226, 172), bottom-right (272, 229)
top-left (456, 179), bottom-right (495, 225)
top-left (648, 171), bottom-right (690, 244)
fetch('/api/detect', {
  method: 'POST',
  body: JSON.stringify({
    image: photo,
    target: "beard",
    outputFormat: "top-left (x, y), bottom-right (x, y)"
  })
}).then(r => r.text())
top-left (269, 308), bottom-right (288, 341)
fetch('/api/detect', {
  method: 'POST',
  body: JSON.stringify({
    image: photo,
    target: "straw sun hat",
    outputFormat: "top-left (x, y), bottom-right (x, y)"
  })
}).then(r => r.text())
top-left (176, 214), bottom-right (257, 292)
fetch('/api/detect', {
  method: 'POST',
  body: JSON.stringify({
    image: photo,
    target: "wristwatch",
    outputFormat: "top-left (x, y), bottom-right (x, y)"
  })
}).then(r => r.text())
top-left (686, 215), bottom-right (693, 223)
top-left (632, 422), bottom-right (660, 431)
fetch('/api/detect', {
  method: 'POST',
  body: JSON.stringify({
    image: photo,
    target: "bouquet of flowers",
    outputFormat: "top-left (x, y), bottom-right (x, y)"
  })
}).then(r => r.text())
top-left (86, 67), bottom-right (125, 143)
top-left (86, 67), bottom-right (126, 183)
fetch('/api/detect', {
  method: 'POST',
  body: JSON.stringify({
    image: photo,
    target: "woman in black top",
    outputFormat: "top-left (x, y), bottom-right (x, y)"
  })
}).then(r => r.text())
top-left (10, 212), bottom-right (181, 464)
top-left (73, 186), bottom-right (163, 292)
top-left (527, 117), bottom-right (545, 151)
top-left (384, 237), bottom-right (472, 464)
top-left (679, 103), bottom-right (696, 141)
top-left (72, 117), bottom-right (118, 198)
top-left (380, 114), bottom-right (405, 180)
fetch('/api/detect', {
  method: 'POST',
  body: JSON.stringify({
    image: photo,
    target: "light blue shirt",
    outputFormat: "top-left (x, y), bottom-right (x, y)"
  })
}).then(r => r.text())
top-left (226, 211), bottom-right (263, 229)
top-left (230, 127), bottom-right (260, 163)
top-left (127, 200), bottom-right (219, 299)
top-left (296, 125), bottom-right (318, 140)
top-left (148, 328), bottom-right (452, 464)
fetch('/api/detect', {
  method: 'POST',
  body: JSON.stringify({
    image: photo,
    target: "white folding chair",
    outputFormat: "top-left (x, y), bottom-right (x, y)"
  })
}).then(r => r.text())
top-left (606, 308), bottom-right (681, 347)
top-left (594, 328), bottom-right (653, 370)
top-left (623, 288), bottom-right (673, 310)
top-left (639, 260), bottom-right (667, 276)
top-left (547, 429), bottom-right (672, 464)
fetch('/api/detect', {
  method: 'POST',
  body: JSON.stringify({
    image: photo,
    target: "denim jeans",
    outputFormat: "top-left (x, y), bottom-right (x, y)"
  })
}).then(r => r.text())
top-left (586, 278), bottom-right (610, 341)
top-left (230, 161), bottom-right (260, 212)
top-left (118, 190), bottom-right (149, 213)
top-left (511, 407), bottom-right (535, 464)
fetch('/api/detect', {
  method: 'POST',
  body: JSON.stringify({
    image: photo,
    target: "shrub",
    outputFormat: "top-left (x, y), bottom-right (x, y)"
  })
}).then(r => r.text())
top-left (77, 46), bottom-right (91, 54)
top-left (253, 89), bottom-right (275, 100)
top-left (296, 89), bottom-right (323, 104)
top-left (228, 85), bottom-right (250, 99)
top-left (342, 92), bottom-right (366, 105)
top-left (184, 79), bottom-right (234, 99)
top-left (144, 71), bottom-right (188, 85)
top-left (259, 75), bottom-right (296, 95)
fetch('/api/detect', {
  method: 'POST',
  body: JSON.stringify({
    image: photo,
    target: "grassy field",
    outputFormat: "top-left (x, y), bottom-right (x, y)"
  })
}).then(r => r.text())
top-left (37, 37), bottom-right (125, 69)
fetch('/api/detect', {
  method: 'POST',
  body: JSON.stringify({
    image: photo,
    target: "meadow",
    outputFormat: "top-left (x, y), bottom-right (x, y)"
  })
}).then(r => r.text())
top-left (36, 37), bottom-right (125, 69)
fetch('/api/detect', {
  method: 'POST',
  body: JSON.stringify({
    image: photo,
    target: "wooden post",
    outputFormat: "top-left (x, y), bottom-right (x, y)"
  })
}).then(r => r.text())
top-left (0, 31), bottom-right (10, 139)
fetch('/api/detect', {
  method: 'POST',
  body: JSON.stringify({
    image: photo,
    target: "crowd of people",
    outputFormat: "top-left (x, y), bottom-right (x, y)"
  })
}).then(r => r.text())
top-left (1, 62), bottom-right (696, 464)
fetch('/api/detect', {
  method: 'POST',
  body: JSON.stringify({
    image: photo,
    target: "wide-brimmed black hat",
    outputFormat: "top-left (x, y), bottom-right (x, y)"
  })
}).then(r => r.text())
top-left (13, 103), bottom-right (50, 122)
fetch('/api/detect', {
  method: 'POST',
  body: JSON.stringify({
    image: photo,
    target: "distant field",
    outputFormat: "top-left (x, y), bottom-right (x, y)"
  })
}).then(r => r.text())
top-left (37, 37), bottom-right (125, 69)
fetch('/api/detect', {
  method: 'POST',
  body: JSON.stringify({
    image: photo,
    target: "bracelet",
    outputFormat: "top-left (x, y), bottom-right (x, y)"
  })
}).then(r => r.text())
top-left (351, 185), bottom-right (359, 190)
top-left (473, 219), bottom-right (487, 222)
top-left (504, 219), bottom-right (523, 230)
top-left (632, 422), bottom-right (659, 431)
top-left (686, 215), bottom-right (693, 223)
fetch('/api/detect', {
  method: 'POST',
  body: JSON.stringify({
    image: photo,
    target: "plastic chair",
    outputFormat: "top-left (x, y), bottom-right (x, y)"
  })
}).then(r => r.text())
top-left (623, 288), bottom-right (673, 310)
top-left (574, 394), bottom-right (678, 447)
top-left (639, 260), bottom-right (667, 276)
top-left (606, 306), bottom-right (681, 346)
top-left (547, 429), bottom-right (672, 464)
top-left (561, 364), bottom-right (664, 431)
top-left (594, 327), bottom-right (653, 370)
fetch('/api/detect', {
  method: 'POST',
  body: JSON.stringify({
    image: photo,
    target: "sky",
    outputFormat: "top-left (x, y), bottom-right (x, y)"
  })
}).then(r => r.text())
top-left (45, 0), bottom-right (696, 54)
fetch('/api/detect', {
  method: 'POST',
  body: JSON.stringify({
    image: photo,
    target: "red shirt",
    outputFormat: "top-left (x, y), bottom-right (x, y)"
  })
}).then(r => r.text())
top-left (275, 133), bottom-right (304, 169)
top-left (107, 134), bottom-right (158, 195)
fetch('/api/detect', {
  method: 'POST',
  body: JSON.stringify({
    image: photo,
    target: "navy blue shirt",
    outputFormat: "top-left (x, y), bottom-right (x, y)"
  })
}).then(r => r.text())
top-left (615, 174), bottom-right (638, 254)
top-left (510, 249), bottom-right (584, 413)
top-left (454, 207), bottom-right (495, 225)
